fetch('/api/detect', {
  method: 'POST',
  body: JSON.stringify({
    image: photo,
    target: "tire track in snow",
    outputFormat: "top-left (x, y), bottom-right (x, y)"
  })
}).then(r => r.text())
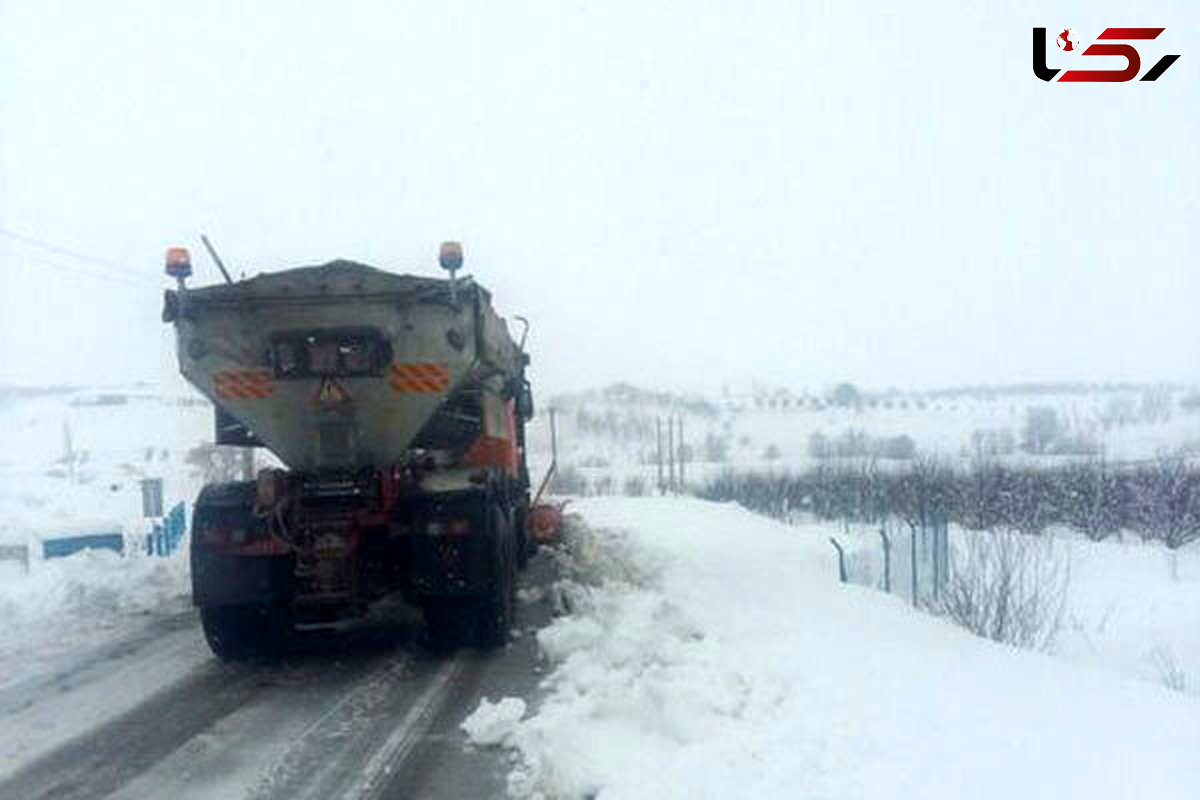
top-left (0, 658), bottom-right (268, 800)
top-left (0, 552), bottom-right (563, 800)
top-left (240, 653), bottom-right (462, 800)
top-left (350, 655), bottom-right (464, 800)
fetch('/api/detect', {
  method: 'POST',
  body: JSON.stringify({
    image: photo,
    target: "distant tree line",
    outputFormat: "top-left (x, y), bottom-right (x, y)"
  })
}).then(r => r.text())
top-left (808, 430), bottom-right (917, 460)
top-left (701, 457), bottom-right (1200, 549)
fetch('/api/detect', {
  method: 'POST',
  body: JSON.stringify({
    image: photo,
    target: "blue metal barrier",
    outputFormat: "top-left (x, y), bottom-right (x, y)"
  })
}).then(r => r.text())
top-left (43, 533), bottom-right (124, 559)
top-left (146, 501), bottom-right (186, 556)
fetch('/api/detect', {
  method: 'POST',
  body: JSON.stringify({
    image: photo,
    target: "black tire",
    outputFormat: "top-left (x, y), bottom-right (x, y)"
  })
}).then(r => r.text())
top-left (476, 506), bottom-right (516, 649)
top-left (424, 599), bottom-right (475, 651)
top-left (515, 500), bottom-right (533, 570)
top-left (200, 603), bottom-right (290, 662)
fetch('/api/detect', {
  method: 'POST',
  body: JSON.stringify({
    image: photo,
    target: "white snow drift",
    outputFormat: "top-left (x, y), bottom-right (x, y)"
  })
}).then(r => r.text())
top-left (465, 497), bottom-right (1200, 800)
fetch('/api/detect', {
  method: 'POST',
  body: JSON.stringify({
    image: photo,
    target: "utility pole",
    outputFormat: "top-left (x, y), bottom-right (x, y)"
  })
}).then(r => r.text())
top-left (667, 416), bottom-right (676, 493)
top-left (678, 416), bottom-right (685, 490)
top-left (549, 407), bottom-right (558, 458)
top-left (63, 420), bottom-right (75, 484)
top-left (656, 417), bottom-right (664, 494)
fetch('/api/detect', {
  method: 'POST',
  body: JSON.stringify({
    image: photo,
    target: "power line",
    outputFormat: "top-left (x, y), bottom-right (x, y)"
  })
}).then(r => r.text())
top-left (0, 225), bottom-right (154, 282)
top-left (1, 247), bottom-right (158, 289)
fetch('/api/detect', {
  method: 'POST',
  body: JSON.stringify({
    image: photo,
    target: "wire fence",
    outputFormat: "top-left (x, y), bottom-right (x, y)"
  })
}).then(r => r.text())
top-left (829, 515), bottom-right (951, 606)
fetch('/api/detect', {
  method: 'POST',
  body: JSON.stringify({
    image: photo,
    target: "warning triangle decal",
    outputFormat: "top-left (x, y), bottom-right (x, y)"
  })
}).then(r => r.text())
top-left (313, 377), bottom-right (351, 405)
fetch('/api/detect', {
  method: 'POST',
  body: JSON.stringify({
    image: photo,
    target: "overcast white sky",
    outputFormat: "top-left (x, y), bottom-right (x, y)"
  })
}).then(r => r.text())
top-left (1, 0), bottom-right (1196, 395)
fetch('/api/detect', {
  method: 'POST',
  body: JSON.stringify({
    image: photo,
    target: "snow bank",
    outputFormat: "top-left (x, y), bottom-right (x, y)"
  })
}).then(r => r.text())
top-left (0, 547), bottom-right (188, 623)
top-left (0, 545), bottom-right (190, 691)
top-left (474, 497), bottom-right (1200, 799)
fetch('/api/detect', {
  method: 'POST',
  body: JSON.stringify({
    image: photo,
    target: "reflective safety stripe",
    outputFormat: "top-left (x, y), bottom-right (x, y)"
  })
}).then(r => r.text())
top-left (389, 363), bottom-right (450, 394)
top-left (213, 369), bottom-right (274, 399)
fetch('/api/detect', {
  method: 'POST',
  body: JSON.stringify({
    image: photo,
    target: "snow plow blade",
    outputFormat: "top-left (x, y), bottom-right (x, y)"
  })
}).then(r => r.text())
top-left (528, 502), bottom-right (566, 545)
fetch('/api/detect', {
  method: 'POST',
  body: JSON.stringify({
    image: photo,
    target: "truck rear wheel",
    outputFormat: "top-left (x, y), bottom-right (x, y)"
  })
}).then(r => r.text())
top-left (422, 503), bottom-right (517, 650)
top-left (424, 599), bottom-right (474, 651)
top-left (476, 506), bottom-right (516, 648)
top-left (515, 500), bottom-right (535, 570)
top-left (200, 603), bottom-right (290, 662)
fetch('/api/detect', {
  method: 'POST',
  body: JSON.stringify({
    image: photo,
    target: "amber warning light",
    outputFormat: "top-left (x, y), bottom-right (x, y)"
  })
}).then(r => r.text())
top-left (165, 246), bottom-right (193, 280)
top-left (439, 240), bottom-right (464, 304)
top-left (438, 241), bottom-right (463, 272)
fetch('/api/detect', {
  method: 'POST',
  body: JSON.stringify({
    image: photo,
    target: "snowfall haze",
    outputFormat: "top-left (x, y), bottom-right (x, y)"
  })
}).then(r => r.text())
top-left (1, 0), bottom-right (1197, 395)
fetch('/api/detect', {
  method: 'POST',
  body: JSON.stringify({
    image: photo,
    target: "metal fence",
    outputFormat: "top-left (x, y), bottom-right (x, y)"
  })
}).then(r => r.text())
top-left (830, 516), bottom-right (950, 607)
top-left (146, 501), bottom-right (187, 556)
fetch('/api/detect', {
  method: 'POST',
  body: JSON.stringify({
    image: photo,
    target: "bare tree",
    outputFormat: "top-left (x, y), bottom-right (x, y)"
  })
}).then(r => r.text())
top-left (1060, 459), bottom-right (1120, 541)
top-left (1132, 454), bottom-right (1200, 550)
top-left (894, 457), bottom-right (954, 534)
top-left (1021, 406), bottom-right (1061, 454)
top-left (1000, 468), bottom-right (1055, 536)
top-left (959, 457), bottom-right (1006, 531)
top-left (935, 529), bottom-right (1069, 652)
top-left (1140, 387), bottom-right (1174, 424)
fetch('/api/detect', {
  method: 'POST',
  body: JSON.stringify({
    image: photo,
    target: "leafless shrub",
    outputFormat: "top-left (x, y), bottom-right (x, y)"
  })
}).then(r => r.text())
top-left (1147, 646), bottom-right (1188, 693)
top-left (935, 530), bottom-right (1069, 652)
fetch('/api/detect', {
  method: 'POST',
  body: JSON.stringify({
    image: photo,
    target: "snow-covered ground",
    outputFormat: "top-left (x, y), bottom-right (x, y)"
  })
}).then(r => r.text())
top-left (0, 546), bottom-right (191, 692)
top-left (526, 384), bottom-right (1200, 491)
top-left (0, 383), bottom-right (212, 549)
top-left (466, 497), bottom-right (1200, 799)
top-left (823, 521), bottom-right (1200, 692)
top-left (1058, 534), bottom-right (1200, 691)
top-left (0, 384), bottom-right (205, 689)
top-left (3, 382), bottom-right (1199, 798)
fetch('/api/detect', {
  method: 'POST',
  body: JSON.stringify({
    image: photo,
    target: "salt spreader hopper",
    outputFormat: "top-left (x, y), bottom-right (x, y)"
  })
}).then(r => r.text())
top-left (163, 242), bottom-right (538, 658)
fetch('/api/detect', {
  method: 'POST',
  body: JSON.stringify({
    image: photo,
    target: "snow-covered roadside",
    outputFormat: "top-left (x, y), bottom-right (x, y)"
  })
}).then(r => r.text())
top-left (466, 497), bottom-right (1200, 799)
top-left (0, 385), bottom-right (207, 690)
top-left (0, 545), bottom-right (191, 691)
top-left (828, 521), bottom-right (1200, 692)
top-left (1056, 535), bottom-right (1200, 692)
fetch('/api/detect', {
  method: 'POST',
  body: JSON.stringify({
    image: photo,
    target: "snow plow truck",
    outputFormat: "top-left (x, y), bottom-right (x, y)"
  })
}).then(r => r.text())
top-left (162, 242), bottom-right (535, 660)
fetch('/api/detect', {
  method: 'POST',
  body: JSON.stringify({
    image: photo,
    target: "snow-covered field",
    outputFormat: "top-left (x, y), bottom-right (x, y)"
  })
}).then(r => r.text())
top-left (1058, 534), bottom-right (1200, 691)
top-left (527, 384), bottom-right (1200, 491)
top-left (466, 497), bottom-right (1200, 799)
top-left (0, 383), bottom-right (212, 548)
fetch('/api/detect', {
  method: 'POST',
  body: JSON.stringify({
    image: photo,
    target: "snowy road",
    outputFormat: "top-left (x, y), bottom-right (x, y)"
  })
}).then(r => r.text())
top-left (0, 556), bottom-right (559, 800)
